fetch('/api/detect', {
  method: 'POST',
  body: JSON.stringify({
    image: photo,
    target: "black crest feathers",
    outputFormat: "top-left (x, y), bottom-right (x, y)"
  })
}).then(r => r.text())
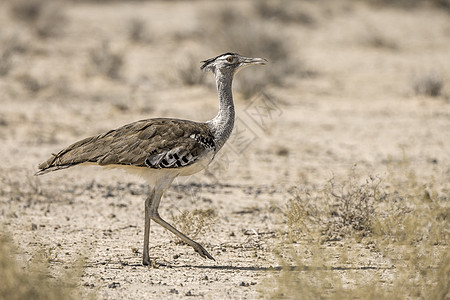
top-left (200, 52), bottom-right (238, 71)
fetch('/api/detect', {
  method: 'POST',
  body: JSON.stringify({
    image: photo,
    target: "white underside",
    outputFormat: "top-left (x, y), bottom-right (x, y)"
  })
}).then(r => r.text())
top-left (80, 149), bottom-right (215, 189)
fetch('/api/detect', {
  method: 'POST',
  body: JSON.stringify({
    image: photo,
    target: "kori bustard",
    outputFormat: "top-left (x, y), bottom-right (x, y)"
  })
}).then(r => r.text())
top-left (36, 53), bottom-right (267, 265)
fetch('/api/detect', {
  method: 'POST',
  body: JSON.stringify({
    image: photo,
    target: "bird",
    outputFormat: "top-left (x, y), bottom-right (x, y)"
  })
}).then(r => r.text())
top-left (35, 52), bottom-right (267, 265)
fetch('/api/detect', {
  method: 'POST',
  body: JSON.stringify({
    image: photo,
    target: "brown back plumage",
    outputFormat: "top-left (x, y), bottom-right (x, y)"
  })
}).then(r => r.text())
top-left (36, 118), bottom-right (215, 175)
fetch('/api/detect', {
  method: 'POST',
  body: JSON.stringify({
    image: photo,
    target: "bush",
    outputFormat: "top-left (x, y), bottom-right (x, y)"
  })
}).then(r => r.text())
top-left (9, 0), bottom-right (67, 38)
top-left (126, 18), bottom-right (150, 43)
top-left (412, 72), bottom-right (444, 97)
top-left (88, 40), bottom-right (124, 80)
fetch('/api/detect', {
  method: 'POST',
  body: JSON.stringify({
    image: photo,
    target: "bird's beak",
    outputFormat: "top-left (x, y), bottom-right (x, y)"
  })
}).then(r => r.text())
top-left (242, 57), bottom-right (268, 66)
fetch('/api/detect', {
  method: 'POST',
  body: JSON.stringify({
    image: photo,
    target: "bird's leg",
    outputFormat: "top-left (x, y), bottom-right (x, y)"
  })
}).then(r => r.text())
top-left (149, 189), bottom-right (215, 261)
top-left (143, 189), bottom-right (155, 266)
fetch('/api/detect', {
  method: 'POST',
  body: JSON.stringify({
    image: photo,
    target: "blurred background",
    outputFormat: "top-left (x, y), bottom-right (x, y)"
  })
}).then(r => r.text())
top-left (0, 0), bottom-right (448, 183)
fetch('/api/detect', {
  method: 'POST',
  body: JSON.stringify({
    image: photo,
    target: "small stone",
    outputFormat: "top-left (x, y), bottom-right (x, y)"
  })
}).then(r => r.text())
top-left (108, 282), bottom-right (120, 288)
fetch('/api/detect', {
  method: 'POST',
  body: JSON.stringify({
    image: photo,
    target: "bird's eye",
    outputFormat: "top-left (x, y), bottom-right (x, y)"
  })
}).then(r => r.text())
top-left (226, 56), bottom-right (234, 63)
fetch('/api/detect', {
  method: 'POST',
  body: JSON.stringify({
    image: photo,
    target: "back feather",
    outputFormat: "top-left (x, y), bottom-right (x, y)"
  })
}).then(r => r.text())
top-left (36, 118), bottom-right (215, 175)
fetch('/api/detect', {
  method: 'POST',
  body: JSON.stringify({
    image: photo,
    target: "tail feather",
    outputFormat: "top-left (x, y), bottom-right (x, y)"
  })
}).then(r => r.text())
top-left (36, 135), bottom-right (103, 175)
top-left (35, 164), bottom-right (73, 176)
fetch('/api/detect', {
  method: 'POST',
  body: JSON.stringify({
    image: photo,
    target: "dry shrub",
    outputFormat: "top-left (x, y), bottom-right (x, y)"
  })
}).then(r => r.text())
top-left (412, 72), bottom-right (444, 97)
top-left (9, 0), bottom-right (67, 38)
top-left (0, 49), bottom-right (13, 77)
top-left (255, 0), bottom-right (316, 25)
top-left (0, 34), bottom-right (28, 77)
top-left (361, 0), bottom-right (450, 10)
top-left (286, 174), bottom-right (384, 243)
top-left (126, 18), bottom-right (150, 43)
top-left (88, 40), bottom-right (124, 80)
top-left (171, 208), bottom-right (216, 244)
top-left (321, 175), bottom-right (382, 241)
top-left (362, 29), bottom-right (398, 50)
top-left (17, 74), bottom-right (45, 94)
top-left (0, 232), bottom-right (85, 300)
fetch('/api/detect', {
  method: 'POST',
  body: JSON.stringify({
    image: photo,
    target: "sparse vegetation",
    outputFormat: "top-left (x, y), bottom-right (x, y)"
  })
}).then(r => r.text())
top-left (270, 164), bottom-right (449, 299)
top-left (88, 40), bottom-right (124, 80)
top-left (0, 49), bottom-right (13, 77)
top-left (412, 72), bottom-right (444, 97)
top-left (264, 242), bottom-right (449, 299)
top-left (0, 35), bottom-right (28, 77)
top-left (126, 18), bottom-right (150, 43)
top-left (0, 172), bottom-right (56, 204)
top-left (363, 29), bottom-right (398, 50)
top-left (9, 0), bottom-right (67, 38)
top-left (17, 74), bottom-right (44, 94)
top-left (361, 0), bottom-right (450, 10)
top-left (255, 0), bottom-right (316, 25)
top-left (0, 232), bottom-right (84, 300)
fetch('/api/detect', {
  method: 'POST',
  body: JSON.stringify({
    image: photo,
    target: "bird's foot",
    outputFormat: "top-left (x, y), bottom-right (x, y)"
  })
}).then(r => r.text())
top-left (142, 257), bottom-right (159, 268)
top-left (193, 243), bottom-right (215, 261)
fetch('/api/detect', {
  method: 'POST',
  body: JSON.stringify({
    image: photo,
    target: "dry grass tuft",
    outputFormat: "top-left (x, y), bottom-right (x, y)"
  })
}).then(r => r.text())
top-left (0, 231), bottom-right (86, 300)
top-left (171, 208), bottom-right (217, 244)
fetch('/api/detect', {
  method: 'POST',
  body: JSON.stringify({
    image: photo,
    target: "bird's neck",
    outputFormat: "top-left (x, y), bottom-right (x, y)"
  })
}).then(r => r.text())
top-left (207, 70), bottom-right (235, 151)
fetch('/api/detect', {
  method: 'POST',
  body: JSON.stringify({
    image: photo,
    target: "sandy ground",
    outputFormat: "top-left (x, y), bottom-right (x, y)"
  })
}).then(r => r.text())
top-left (1, 1), bottom-right (449, 299)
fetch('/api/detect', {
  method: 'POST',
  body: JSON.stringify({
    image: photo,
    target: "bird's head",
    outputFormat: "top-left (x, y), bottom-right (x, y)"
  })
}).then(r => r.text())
top-left (200, 53), bottom-right (267, 75)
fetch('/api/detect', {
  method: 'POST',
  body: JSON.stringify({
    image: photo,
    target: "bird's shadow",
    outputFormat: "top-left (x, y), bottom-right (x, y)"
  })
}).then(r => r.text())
top-left (94, 261), bottom-right (393, 272)
top-left (159, 264), bottom-right (392, 272)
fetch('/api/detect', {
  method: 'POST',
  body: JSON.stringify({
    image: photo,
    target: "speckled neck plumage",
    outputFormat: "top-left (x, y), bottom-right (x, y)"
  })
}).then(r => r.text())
top-left (206, 68), bottom-right (235, 152)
